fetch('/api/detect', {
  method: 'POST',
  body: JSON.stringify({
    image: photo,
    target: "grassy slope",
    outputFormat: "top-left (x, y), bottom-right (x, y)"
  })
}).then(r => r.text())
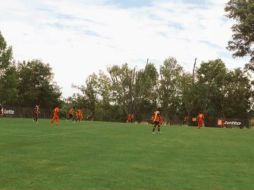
top-left (0, 118), bottom-right (254, 190)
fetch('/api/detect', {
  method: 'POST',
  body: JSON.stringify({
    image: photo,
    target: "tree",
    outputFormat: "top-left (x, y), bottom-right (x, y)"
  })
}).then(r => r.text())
top-left (225, 0), bottom-right (254, 69)
top-left (194, 59), bottom-right (227, 122)
top-left (191, 59), bottom-right (253, 125)
top-left (179, 72), bottom-right (193, 119)
top-left (72, 73), bottom-right (98, 118)
top-left (17, 60), bottom-right (61, 108)
top-left (0, 32), bottom-right (18, 105)
top-left (224, 68), bottom-right (253, 119)
top-left (0, 32), bottom-right (12, 70)
top-left (83, 74), bottom-right (99, 118)
top-left (159, 57), bottom-right (184, 122)
top-left (108, 64), bottom-right (136, 121)
top-left (134, 63), bottom-right (158, 121)
top-left (0, 66), bottom-right (18, 105)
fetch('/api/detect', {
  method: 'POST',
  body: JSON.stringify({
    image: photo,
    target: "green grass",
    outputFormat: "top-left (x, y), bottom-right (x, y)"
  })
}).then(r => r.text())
top-left (0, 118), bottom-right (254, 190)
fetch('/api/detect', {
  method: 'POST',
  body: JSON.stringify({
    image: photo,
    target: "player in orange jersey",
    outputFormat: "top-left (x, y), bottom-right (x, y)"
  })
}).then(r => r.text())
top-left (127, 113), bottom-right (134, 123)
top-left (76, 109), bottom-right (83, 122)
top-left (152, 110), bottom-right (162, 134)
top-left (50, 106), bottom-right (60, 126)
top-left (197, 112), bottom-right (205, 129)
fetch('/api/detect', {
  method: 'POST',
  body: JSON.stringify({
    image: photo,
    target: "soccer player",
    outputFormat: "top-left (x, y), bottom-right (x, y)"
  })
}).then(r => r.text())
top-left (33, 105), bottom-right (40, 123)
top-left (76, 109), bottom-right (83, 122)
top-left (68, 107), bottom-right (75, 121)
top-left (127, 113), bottom-right (134, 123)
top-left (50, 105), bottom-right (60, 126)
top-left (152, 110), bottom-right (162, 134)
top-left (197, 112), bottom-right (205, 129)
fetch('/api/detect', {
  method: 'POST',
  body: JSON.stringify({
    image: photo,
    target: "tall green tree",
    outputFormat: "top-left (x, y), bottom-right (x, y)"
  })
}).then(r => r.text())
top-left (194, 59), bottom-right (227, 119)
top-left (17, 60), bottom-right (61, 108)
top-left (0, 32), bottom-right (12, 70)
top-left (224, 68), bottom-right (253, 119)
top-left (0, 32), bottom-right (18, 105)
top-left (225, 0), bottom-right (254, 69)
top-left (179, 72), bottom-right (193, 119)
top-left (73, 73), bottom-right (98, 117)
top-left (134, 63), bottom-right (158, 121)
top-left (159, 57), bottom-right (184, 122)
top-left (108, 64), bottom-right (136, 120)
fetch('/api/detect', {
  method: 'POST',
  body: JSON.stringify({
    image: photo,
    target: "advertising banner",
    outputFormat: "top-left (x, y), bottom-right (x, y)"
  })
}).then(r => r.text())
top-left (218, 119), bottom-right (244, 128)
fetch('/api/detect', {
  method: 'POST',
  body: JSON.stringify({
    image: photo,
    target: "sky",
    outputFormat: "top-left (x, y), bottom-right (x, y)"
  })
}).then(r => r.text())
top-left (0, 0), bottom-right (248, 97)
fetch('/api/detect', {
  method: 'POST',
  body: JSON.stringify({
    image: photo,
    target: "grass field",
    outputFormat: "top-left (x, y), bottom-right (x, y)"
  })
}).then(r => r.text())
top-left (0, 118), bottom-right (254, 190)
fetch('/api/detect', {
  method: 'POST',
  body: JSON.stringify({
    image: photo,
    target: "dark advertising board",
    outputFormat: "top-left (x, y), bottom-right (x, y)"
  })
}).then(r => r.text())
top-left (223, 119), bottom-right (244, 128)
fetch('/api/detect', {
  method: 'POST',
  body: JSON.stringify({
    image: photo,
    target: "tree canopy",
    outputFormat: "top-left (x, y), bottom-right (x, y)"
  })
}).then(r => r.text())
top-left (0, 32), bottom-right (61, 108)
top-left (225, 0), bottom-right (254, 69)
top-left (0, 32), bottom-right (17, 105)
top-left (17, 60), bottom-right (61, 108)
top-left (69, 59), bottom-right (253, 123)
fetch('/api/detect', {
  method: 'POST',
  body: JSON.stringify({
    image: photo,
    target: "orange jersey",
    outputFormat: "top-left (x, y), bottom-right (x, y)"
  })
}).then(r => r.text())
top-left (76, 109), bottom-right (83, 119)
top-left (53, 107), bottom-right (59, 116)
top-left (197, 113), bottom-right (204, 123)
top-left (153, 112), bottom-right (161, 122)
top-left (127, 114), bottom-right (134, 122)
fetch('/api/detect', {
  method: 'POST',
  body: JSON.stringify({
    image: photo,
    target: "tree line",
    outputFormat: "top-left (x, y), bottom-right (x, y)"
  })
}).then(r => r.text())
top-left (0, 0), bottom-right (254, 123)
top-left (0, 36), bottom-right (253, 123)
top-left (0, 33), bottom-right (61, 108)
top-left (0, 34), bottom-right (253, 123)
top-left (68, 58), bottom-right (253, 124)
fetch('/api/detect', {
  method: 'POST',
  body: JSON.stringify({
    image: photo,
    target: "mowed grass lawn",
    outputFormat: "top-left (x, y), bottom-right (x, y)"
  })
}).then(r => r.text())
top-left (0, 118), bottom-right (254, 190)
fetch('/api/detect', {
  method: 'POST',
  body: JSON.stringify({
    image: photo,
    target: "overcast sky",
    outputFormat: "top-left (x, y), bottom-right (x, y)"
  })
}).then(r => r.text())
top-left (0, 0), bottom-right (247, 97)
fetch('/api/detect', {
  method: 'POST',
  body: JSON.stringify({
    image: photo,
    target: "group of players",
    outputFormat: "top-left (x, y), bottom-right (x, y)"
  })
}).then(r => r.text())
top-left (33, 105), bottom-right (84, 126)
top-left (150, 111), bottom-right (205, 134)
top-left (127, 110), bottom-right (205, 134)
top-left (67, 107), bottom-right (84, 122)
top-left (151, 111), bottom-right (205, 134)
top-left (32, 104), bottom-right (205, 133)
